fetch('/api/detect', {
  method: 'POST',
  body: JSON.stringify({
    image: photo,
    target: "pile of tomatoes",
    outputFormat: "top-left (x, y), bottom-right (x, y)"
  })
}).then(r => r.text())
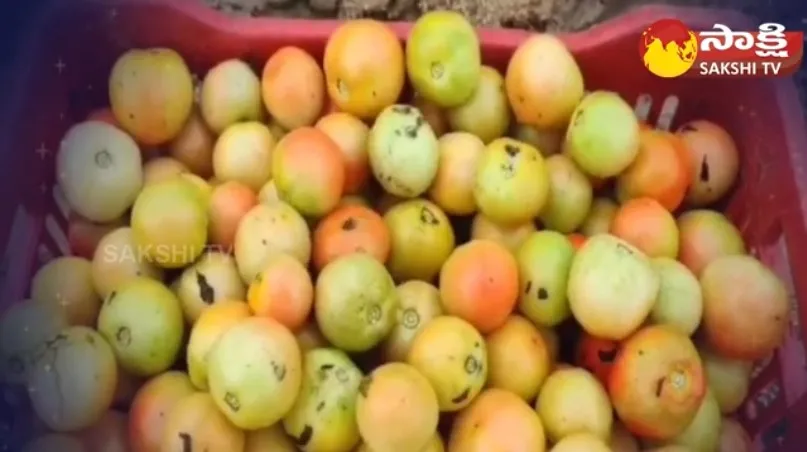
top-left (0, 9), bottom-right (789, 452)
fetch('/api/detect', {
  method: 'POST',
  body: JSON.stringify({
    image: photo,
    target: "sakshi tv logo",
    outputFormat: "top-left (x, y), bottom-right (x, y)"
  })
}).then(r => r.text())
top-left (639, 19), bottom-right (804, 78)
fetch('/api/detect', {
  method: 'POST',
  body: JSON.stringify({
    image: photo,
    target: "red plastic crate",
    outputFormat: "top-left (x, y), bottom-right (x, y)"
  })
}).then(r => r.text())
top-left (1, 0), bottom-right (806, 450)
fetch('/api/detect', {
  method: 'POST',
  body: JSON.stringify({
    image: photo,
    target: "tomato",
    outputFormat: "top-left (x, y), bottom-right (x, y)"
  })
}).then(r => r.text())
top-left (323, 20), bottom-right (405, 120)
top-left (406, 11), bottom-right (481, 108)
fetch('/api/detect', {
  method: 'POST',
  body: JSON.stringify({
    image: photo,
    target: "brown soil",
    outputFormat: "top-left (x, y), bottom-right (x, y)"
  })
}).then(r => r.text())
top-left (203, 0), bottom-right (760, 31)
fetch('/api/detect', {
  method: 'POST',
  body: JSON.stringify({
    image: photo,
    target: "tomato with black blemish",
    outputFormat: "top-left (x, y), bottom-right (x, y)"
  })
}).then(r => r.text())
top-left (313, 204), bottom-right (391, 272)
top-left (675, 120), bottom-right (740, 208)
top-left (575, 332), bottom-right (620, 386)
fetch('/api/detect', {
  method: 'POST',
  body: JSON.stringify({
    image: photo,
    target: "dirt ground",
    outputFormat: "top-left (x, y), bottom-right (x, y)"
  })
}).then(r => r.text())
top-left (203, 0), bottom-right (761, 31)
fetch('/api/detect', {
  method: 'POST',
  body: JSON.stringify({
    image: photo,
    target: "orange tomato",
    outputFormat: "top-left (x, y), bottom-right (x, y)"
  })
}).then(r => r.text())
top-left (677, 209), bottom-right (746, 277)
top-left (323, 20), bottom-right (405, 120)
top-left (439, 239), bottom-right (519, 333)
top-left (315, 112), bottom-right (371, 194)
top-left (609, 325), bottom-right (706, 440)
top-left (504, 35), bottom-right (584, 129)
top-left (129, 371), bottom-right (195, 452)
top-left (208, 181), bottom-right (258, 249)
top-left (247, 253), bottom-right (314, 332)
top-left (272, 127), bottom-right (346, 217)
top-left (448, 388), bottom-right (546, 451)
top-left (616, 129), bottom-right (690, 212)
top-left (168, 109), bottom-right (215, 178)
top-left (262, 46), bottom-right (326, 130)
top-left (109, 48), bottom-right (194, 145)
top-left (676, 119), bottom-right (739, 207)
top-left (610, 197), bottom-right (680, 259)
top-left (313, 204), bottom-right (391, 272)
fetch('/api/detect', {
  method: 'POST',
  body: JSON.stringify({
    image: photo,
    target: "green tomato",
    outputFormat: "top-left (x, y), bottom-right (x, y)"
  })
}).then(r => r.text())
top-left (406, 11), bottom-right (481, 108)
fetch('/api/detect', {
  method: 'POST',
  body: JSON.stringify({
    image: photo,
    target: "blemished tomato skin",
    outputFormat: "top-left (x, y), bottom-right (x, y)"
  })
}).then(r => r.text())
top-left (575, 332), bottom-right (619, 386)
top-left (313, 204), bottom-right (391, 271)
top-left (609, 325), bottom-right (706, 440)
top-left (676, 120), bottom-right (740, 207)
